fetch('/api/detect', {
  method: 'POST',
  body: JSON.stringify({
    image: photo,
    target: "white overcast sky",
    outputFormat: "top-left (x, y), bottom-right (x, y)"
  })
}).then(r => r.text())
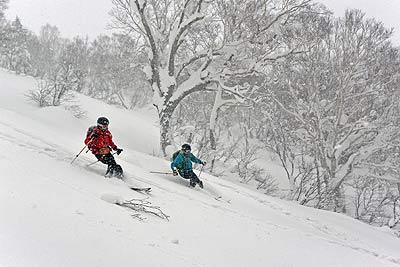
top-left (6, 0), bottom-right (113, 38)
top-left (319, 0), bottom-right (400, 44)
top-left (5, 0), bottom-right (400, 44)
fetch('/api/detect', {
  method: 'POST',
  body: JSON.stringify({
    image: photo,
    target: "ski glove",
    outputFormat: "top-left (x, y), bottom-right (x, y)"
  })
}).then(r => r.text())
top-left (173, 169), bottom-right (178, 176)
top-left (201, 161), bottom-right (206, 166)
top-left (91, 132), bottom-right (99, 138)
top-left (114, 147), bottom-right (123, 155)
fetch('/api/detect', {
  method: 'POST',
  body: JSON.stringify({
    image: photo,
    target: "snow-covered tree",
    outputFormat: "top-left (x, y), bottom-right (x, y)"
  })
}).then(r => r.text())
top-left (87, 34), bottom-right (151, 108)
top-left (29, 24), bottom-right (62, 77)
top-left (0, 0), bottom-right (8, 22)
top-left (352, 53), bottom-right (400, 226)
top-left (27, 28), bottom-right (86, 107)
top-left (61, 36), bottom-right (90, 93)
top-left (0, 0), bottom-right (8, 48)
top-left (0, 17), bottom-right (32, 74)
top-left (263, 10), bottom-right (399, 211)
top-left (110, 0), bottom-right (312, 155)
top-left (110, 0), bottom-right (217, 155)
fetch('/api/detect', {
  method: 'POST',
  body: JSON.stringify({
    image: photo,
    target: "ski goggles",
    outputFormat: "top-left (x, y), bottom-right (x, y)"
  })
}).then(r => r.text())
top-left (182, 149), bottom-right (191, 154)
top-left (97, 123), bottom-right (109, 130)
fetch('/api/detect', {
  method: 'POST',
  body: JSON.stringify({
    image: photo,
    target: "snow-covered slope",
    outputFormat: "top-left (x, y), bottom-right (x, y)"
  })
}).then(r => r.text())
top-left (1, 69), bottom-right (399, 267)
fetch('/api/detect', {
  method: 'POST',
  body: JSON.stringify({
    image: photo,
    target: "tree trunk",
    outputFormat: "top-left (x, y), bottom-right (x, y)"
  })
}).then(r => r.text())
top-left (159, 110), bottom-right (172, 157)
top-left (333, 185), bottom-right (346, 213)
top-left (208, 87), bottom-right (223, 174)
top-left (209, 129), bottom-right (217, 173)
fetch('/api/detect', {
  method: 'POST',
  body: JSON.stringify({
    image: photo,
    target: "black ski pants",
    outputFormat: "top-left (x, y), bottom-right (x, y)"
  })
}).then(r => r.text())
top-left (178, 169), bottom-right (201, 185)
top-left (95, 153), bottom-right (122, 176)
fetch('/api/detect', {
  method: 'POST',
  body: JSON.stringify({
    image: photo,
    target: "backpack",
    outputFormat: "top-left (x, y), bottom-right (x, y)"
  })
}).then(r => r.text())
top-left (86, 126), bottom-right (96, 138)
top-left (172, 150), bottom-right (180, 161)
top-left (172, 150), bottom-right (187, 170)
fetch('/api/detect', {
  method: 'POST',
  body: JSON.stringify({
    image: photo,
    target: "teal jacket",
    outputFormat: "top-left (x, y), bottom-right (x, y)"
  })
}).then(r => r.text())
top-left (171, 151), bottom-right (202, 171)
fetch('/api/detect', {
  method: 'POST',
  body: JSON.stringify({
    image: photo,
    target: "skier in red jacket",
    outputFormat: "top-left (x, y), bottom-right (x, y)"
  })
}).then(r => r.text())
top-left (85, 117), bottom-right (124, 177)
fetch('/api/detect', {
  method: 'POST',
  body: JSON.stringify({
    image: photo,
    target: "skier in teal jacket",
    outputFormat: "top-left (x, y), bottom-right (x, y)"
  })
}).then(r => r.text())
top-left (171, 144), bottom-right (206, 188)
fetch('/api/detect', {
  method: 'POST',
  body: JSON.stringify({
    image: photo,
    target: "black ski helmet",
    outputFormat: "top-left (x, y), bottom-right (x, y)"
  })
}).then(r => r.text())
top-left (181, 143), bottom-right (191, 151)
top-left (97, 117), bottom-right (109, 126)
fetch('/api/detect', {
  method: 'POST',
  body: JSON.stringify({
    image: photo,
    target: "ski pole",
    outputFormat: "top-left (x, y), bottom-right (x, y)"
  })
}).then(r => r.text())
top-left (71, 139), bottom-right (94, 164)
top-left (87, 159), bottom-right (99, 166)
top-left (198, 164), bottom-right (204, 179)
top-left (150, 171), bottom-right (174, 175)
top-left (71, 145), bottom-right (88, 164)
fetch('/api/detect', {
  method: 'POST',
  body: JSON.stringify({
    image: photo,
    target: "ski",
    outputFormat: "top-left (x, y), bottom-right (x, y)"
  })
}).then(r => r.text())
top-left (197, 188), bottom-right (231, 204)
top-left (101, 172), bottom-right (151, 193)
top-left (150, 171), bottom-right (173, 175)
top-left (129, 187), bottom-right (152, 193)
top-left (213, 195), bottom-right (231, 203)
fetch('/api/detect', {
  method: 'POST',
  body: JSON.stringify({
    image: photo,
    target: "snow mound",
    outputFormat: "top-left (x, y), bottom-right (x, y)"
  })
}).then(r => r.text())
top-left (101, 193), bottom-right (125, 205)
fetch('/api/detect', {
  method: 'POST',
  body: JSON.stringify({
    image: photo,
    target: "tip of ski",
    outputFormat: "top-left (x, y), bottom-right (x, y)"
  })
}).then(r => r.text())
top-left (129, 187), bottom-right (152, 193)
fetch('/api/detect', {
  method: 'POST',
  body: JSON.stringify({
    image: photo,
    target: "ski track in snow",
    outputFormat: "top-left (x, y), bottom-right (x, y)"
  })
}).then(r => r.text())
top-left (1, 97), bottom-right (400, 266)
top-left (206, 179), bottom-right (400, 265)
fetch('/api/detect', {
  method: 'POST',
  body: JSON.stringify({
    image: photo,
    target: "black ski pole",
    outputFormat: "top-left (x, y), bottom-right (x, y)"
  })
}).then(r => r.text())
top-left (71, 138), bottom-right (94, 164)
top-left (87, 159), bottom-right (99, 166)
top-left (71, 145), bottom-right (87, 164)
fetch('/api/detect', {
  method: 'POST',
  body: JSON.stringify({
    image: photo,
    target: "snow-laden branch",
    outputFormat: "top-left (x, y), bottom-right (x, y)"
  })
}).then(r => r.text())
top-left (216, 82), bottom-right (253, 104)
top-left (271, 97), bottom-right (309, 128)
top-left (176, 50), bottom-right (222, 79)
top-left (344, 90), bottom-right (379, 101)
top-left (132, 0), bottom-right (162, 96)
top-left (169, 68), bottom-right (210, 103)
top-left (110, 0), bottom-right (147, 36)
top-left (357, 162), bottom-right (400, 175)
top-left (168, 5), bottom-right (205, 76)
top-left (256, 0), bottom-right (312, 36)
top-left (252, 48), bottom-right (306, 69)
top-left (336, 122), bottom-right (378, 150)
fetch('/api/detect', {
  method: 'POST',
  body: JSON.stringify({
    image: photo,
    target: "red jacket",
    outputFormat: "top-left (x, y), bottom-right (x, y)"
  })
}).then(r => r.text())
top-left (84, 126), bottom-right (117, 155)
